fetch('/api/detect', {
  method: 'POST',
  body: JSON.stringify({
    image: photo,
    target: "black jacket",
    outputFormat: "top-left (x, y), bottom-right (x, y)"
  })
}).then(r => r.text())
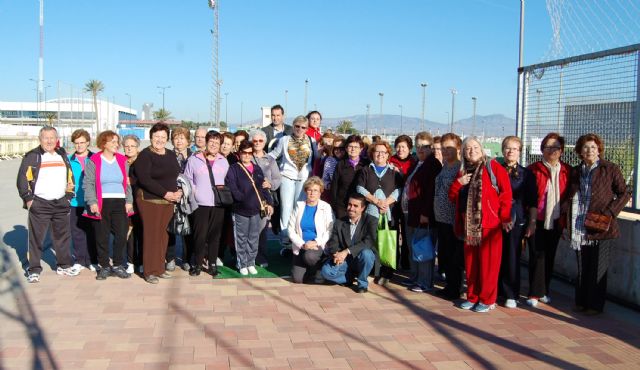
top-left (325, 214), bottom-right (378, 258)
top-left (330, 157), bottom-right (370, 219)
top-left (17, 146), bottom-right (74, 208)
top-left (263, 123), bottom-right (293, 152)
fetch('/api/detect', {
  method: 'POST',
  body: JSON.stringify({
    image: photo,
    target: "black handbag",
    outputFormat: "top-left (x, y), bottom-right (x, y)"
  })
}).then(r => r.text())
top-left (207, 159), bottom-right (233, 207)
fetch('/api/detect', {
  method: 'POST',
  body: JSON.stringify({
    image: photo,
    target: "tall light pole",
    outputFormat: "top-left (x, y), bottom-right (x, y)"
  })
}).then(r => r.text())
top-left (445, 112), bottom-right (449, 129)
top-left (157, 85), bottom-right (171, 110)
top-left (30, 78), bottom-right (40, 124)
top-left (420, 82), bottom-right (427, 131)
top-left (378, 92), bottom-right (384, 129)
top-left (208, 0), bottom-right (220, 127)
top-left (224, 92), bottom-right (229, 124)
top-left (471, 96), bottom-right (477, 136)
top-left (304, 79), bottom-right (309, 113)
top-left (125, 93), bottom-right (132, 122)
top-left (398, 104), bottom-right (403, 134)
top-left (450, 88), bottom-right (457, 132)
top-left (365, 104), bottom-right (370, 135)
top-left (38, 0), bottom-right (44, 106)
top-left (284, 89), bottom-right (288, 112)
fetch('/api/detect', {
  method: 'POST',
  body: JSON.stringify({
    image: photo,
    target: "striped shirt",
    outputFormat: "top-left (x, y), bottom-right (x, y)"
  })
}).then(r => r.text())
top-left (34, 152), bottom-right (67, 200)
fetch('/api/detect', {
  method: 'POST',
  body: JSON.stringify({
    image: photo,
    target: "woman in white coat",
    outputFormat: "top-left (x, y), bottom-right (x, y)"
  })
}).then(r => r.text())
top-left (288, 176), bottom-right (334, 283)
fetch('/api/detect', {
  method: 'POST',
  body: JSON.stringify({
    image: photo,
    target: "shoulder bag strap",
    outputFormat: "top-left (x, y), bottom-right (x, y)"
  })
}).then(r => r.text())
top-left (238, 163), bottom-right (265, 209)
top-left (205, 157), bottom-right (216, 188)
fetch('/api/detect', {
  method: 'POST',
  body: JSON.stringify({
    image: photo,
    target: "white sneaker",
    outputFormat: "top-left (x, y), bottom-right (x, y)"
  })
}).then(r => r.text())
top-left (72, 263), bottom-right (85, 272)
top-left (239, 267), bottom-right (249, 276)
top-left (248, 266), bottom-right (258, 275)
top-left (216, 257), bottom-right (224, 267)
top-left (526, 297), bottom-right (539, 307)
top-left (56, 266), bottom-right (80, 276)
top-left (89, 264), bottom-right (99, 272)
top-left (27, 273), bottom-right (40, 283)
top-left (126, 263), bottom-right (134, 274)
top-left (539, 295), bottom-right (552, 304)
top-left (505, 299), bottom-right (517, 308)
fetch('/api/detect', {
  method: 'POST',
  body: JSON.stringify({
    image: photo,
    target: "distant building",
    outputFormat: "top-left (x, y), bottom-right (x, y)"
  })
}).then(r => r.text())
top-left (261, 106), bottom-right (271, 127)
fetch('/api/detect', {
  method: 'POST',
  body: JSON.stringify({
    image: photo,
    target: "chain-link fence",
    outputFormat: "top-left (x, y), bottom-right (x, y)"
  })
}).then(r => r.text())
top-left (516, 44), bottom-right (640, 210)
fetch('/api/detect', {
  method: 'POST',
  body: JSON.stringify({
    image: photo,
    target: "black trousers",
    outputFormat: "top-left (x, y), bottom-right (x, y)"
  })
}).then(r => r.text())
top-left (218, 207), bottom-right (234, 260)
top-left (70, 205), bottom-right (97, 266)
top-left (127, 213), bottom-right (143, 267)
top-left (27, 196), bottom-right (73, 273)
top-left (166, 215), bottom-right (193, 264)
top-left (93, 198), bottom-right (128, 268)
top-left (396, 213), bottom-right (411, 270)
top-left (436, 221), bottom-right (464, 296)
top-left (499, 224), bottom-right (524, 300)
top-left (192, 206), bottom-right (225, 268)
top-left (527, 220), bottom-right (561, 298)
top-left (291, 248), bottom-right (325, 284)
top-left (576, 240), bottom-right (610, 312)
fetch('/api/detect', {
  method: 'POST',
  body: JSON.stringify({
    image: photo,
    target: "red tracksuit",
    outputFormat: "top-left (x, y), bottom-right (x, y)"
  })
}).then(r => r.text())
top-left (449, 160), bottom-right (512, 305)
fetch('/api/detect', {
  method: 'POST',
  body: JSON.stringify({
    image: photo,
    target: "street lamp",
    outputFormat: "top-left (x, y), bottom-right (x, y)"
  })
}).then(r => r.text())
top-left (471, 97), bottom-right (477, 136)
top-left (378, 92), bottom-right (384, 128)
top-left (398, 104), bottom-right (403, 134)
top-left (29, 78), bottom-right (41, 124)
top-left (304, 79), bottom-right (309, 113)
top-left (284, 89), bottom-right (288, 112)
top-left (157, 85), bottom-right (171, 110)
top-left (224, 92), bottom-right (229, 124)
top-left (420, 82), bottom-right (427, 131)
top-left (450, 88), bottom-right (457, 132)
top-left (365, 104), bottom-right (370, 135)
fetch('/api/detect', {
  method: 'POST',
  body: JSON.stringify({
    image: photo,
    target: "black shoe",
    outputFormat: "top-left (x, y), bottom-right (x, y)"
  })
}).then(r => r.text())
top-left (209, 266), bottom-right (219, 278)
top-left (189, 267), bottom-right (201, 276)
top-left (354, 286), bottom-right (368, 293)
top-left (339, 281), bottom-right (353, 287)
top-left (96, 267), bottom-right (111, 280)
top-left (112, 265), bottom-right (131, 279)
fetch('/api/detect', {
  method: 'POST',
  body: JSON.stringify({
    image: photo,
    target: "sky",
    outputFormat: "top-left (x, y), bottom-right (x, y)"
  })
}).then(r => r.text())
top-left (0, 0), bottom-right (628, 125)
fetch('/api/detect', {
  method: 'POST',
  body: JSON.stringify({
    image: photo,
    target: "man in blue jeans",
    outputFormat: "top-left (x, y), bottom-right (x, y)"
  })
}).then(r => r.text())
top-left (321, 194), bottom-right (377, 293)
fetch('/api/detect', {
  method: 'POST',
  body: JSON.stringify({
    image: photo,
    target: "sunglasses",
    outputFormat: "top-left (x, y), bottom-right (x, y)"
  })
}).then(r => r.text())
top-left (240, 151), bottom-right (253, 155)
top-left (294, 125), bottom-right (308, 129)
top-left (252, 139), bottom-right (265, 143)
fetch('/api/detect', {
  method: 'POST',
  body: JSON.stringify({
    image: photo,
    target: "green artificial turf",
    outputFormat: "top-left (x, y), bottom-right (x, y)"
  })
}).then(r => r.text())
top-left (215, 239), bottom-right (291, 279)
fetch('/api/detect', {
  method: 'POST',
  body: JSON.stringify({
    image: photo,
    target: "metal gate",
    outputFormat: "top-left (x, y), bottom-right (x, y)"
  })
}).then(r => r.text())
top-left (516, 44), bottom-right (640, 210)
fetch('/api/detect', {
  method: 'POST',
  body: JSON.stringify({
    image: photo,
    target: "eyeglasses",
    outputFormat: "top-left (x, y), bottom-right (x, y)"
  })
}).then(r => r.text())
top-left (252, 139), bottom-right (265, 143)
top-left (294, 125), bottom-right (308, 129)
top-left (124, 145), bottom-right (138, 149)
top-left (73, 141), bottom-right (88, 145)
top-left (240, 151), bottom-right (253, 155)
top-left (347, 145), bottom-right (361, 150)
top-left (504, 147), bottom-right (520, 152)
top-left (543, 145), bottom-right (561, 151)
top-left (374, 150), bottom-right (388, 155)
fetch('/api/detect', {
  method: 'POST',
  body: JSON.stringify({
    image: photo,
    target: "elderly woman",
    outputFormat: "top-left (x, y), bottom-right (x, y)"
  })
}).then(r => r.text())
top-left (449, 137), bottom-right (512, 313)
top-left (183, 130), bottom-right (229, 277)
top-left (563, 133), bottom-right (629, 315)
top-left (434, 133), bottom-right (464, 300)
top-left (134, 123), bottom-right (182, 284)
top-left (321, 135), bottom-right (345, 198)
top-left (526, 133), bottom-right (571, 307)
top-left (220, 132), bottom-right (236, 164)
top-left (306, 111), bottom-right (323, 142)
top-left (330, 135), bottom-right (369, 219)
top-left (250, 129), bottom-right (282, 267)
top-left (269, 115), bottom-right (318, 253)
top-left (226, 140), bottom-right (274, 275)
top-left (83, 131), bottom-right (133, 280)
top-left (402, 141), bottom-right (442, 292)
top-left (166, 126), bottom-right (193, 272)
top-left (432, 136), bottom-right (443, 164)
top-left (498, 136), bottom-right (537, 308)
top-left (68, 129), bottom-right (95, 271)
top-left (234, 130), bottom-right (249, 153)
top-left (288, 176), bottom-right (334, 283)
top-left (123, 134), bottom-right (142, 273)
top-left (356, 140), bottom-right (403, 284)
top-left (390, 135), bottom-right (417, 270)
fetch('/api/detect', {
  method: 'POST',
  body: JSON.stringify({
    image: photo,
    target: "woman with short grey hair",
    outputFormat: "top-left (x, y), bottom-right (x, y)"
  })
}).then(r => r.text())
top-left (251, 129), bottom-right (282, 266)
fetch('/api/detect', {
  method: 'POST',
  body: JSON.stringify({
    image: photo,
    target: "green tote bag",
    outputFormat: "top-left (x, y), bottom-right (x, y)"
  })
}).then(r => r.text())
top-left (377, 214), bottom-right (397, 269)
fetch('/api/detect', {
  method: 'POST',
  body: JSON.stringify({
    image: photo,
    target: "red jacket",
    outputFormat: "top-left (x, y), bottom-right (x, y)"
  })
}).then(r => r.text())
top-left (389, 155), bottom-right (416, 178)
top-left (449, 159), bottom-right (512, 232)
top-left (527, 160), bottom-right (571, 228)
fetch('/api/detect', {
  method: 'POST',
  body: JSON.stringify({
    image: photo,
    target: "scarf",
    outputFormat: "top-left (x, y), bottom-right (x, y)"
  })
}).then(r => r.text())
top-left (465, 160), bottom-right (484, 246)
top-left (542, 159), bottom-right (561, 230)
top-left (287, 136), bottom-right (311, 171)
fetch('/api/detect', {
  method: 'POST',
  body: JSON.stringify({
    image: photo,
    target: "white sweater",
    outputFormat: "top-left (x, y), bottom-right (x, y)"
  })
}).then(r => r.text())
top-left (287, 200), bottom-right (334, 255)
top-left (269, 135), bottom-right (317, 180)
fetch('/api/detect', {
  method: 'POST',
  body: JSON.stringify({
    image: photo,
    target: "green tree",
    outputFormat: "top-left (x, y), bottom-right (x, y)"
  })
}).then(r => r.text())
top-left (83, 80), bottom-right (104, 131)
top-left (218, 121), bottom-right (228, 130)
top-left (153, 108), bottom-right (173, 122)
top-left (44, 112), bottom-right (57, 126)
top-left (336, 120), bottom-right (358, 134)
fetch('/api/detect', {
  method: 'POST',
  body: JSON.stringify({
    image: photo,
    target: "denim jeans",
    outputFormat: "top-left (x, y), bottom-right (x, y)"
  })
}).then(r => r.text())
top-left (321, 248), bottom-right (375, 288)
top-left (279, 176), bottom-right (305, 246)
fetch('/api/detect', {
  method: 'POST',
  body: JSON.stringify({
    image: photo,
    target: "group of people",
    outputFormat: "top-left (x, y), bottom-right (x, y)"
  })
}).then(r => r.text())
top-left (17, 104), bottom-right (630, 315)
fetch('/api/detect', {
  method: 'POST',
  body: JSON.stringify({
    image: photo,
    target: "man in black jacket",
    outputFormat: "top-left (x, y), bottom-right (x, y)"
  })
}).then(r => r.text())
top-left (263, 104), bottom-right (292, 152)
top-left (321, 194), bottom-right (377, 293)
top-left (16, 126), bottom-right (79, 283)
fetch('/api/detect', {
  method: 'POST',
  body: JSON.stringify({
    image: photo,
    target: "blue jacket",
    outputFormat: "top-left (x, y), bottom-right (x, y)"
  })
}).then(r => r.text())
top-left (225, 163), bottom-right (273, 217)
top-left (68, 151), bottom-right (94, 207)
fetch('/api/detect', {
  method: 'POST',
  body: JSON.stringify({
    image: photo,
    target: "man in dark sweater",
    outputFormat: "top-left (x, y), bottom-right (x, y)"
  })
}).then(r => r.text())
top-left (321, 194), bottom-right (377, 293)
top-left (263, 104), bottom-right (292, 152)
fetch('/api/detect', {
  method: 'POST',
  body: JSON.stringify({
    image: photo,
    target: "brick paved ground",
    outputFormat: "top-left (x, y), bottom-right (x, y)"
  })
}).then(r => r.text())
top-left (1, 252), bottom-right (639, 370)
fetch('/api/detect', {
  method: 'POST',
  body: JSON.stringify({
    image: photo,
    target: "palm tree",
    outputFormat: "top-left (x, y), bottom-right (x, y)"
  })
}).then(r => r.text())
top-left (336, 120), bottom-right (358, 134)
top-left (44, 112), bottom-right (57, 126)
top-left (153, 108), bottom-right (172, 122)
top-left (84, 80), bottom-right (104, 131)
